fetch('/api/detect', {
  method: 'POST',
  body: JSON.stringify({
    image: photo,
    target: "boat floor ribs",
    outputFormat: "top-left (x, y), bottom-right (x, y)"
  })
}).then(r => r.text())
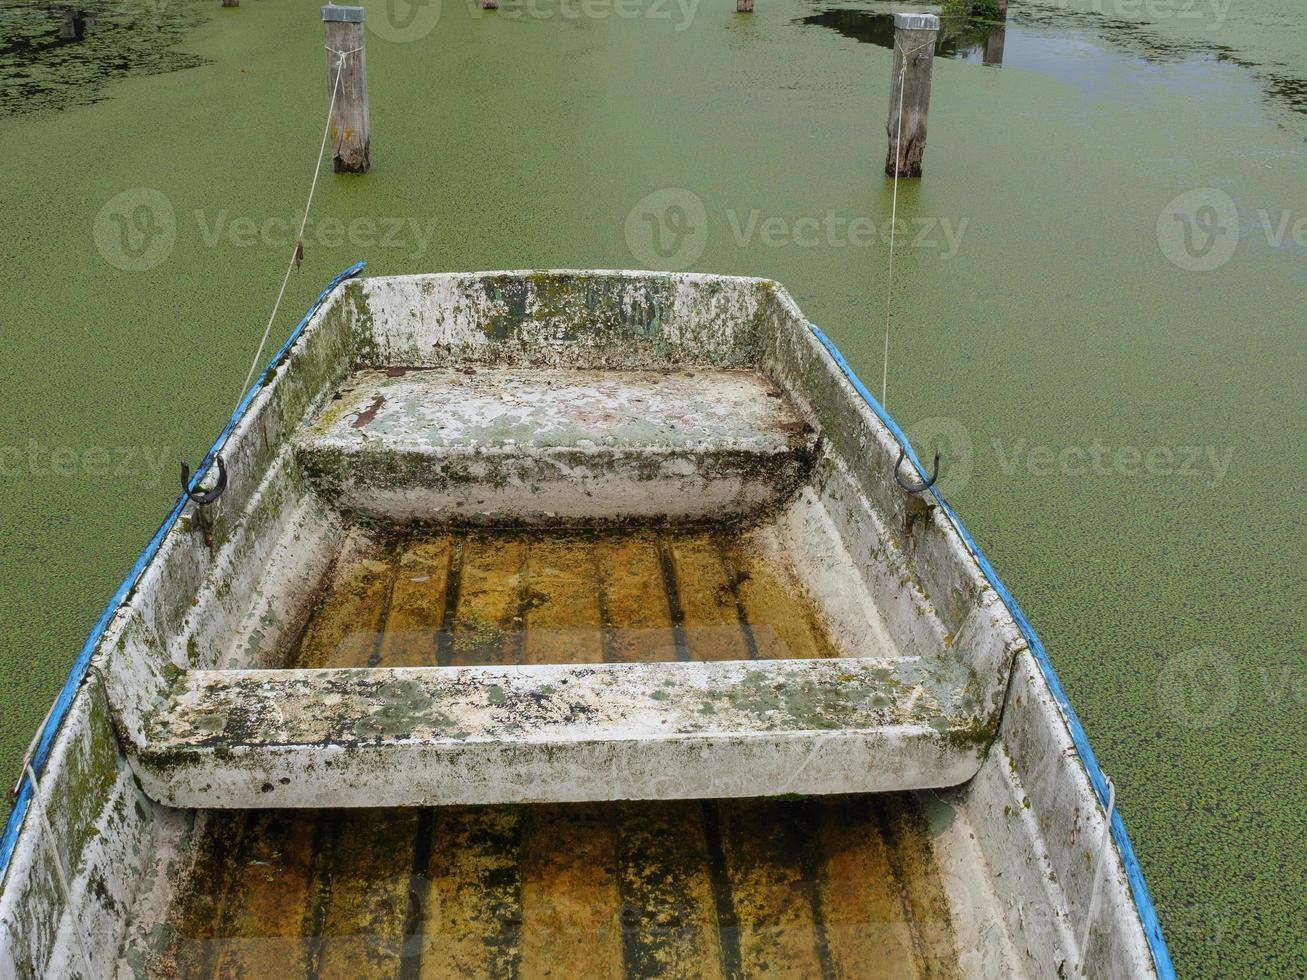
top-left (290, 526), bottom-right (842, 670)
top-left (162, 796), bottom-right (962, 979)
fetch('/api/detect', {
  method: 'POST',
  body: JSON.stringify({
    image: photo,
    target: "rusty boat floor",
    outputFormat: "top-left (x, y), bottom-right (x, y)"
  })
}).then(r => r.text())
top-left (278, 523), bottom-right (845, 671)
top-left (158, 794), bottom-right (961, 979)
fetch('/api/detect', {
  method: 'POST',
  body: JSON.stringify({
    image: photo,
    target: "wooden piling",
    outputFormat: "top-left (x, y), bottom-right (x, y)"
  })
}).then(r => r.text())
top-left (737, 0), bottom-right (753, 11)
top-left (321, 5), bottom-right (370, 174)
top-left (983, 27), bottom-right (1006, 67)
top-left (222, 0), bottom-right (239, 8)
top-left (56, 7), bottom-right (81, 40)
top-left (884, 12), bottom-right (939, 179)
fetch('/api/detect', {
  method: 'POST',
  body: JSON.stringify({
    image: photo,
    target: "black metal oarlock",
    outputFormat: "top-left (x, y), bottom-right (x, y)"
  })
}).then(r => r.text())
top-left (180, 455), bottom-right (227, 507)
top-left (895, 447), bottom-right (940, 495)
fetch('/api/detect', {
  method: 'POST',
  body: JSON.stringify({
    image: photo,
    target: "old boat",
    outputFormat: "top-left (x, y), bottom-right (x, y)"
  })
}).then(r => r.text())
top-left (0, 268), bottom-right (1173, 978)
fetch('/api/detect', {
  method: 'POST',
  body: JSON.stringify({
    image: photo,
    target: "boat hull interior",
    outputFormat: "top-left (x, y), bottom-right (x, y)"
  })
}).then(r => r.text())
top-left (0, 272), bottom-right (1159, 979)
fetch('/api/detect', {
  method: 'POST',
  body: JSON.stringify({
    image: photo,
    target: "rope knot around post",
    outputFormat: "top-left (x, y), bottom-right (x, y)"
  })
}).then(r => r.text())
top-left (321, 5), bottom-right (370, 174)
top-left (326, 45), bottom-right (362, 70)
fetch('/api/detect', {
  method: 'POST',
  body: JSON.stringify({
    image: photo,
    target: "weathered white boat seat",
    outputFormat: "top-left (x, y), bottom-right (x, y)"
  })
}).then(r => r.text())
top-left (137, 660), bottom-right (985, 808)
top-left (294, 367), bottom-right (816, 521)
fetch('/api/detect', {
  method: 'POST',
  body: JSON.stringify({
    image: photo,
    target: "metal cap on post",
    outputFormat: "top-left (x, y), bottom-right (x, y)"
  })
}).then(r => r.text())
top-left (885, 11), bottom-right (940, 178)
top-left (322, 5), bottom-right (369, 173)
top-left (321, 3), bottom-right (364, 22)
top-left (892, 11), bottom-right (938, 30)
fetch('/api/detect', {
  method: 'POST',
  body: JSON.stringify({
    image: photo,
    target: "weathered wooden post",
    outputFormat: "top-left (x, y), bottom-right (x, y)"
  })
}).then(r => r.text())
top-left (322, 4), bottom-right (370, 174)
top-left (222, 0), bottom-right (239, 9)
top-left (983, 26), bottom-right (1006, 66)
top-left (737, 0), bottom-right (753, 12)
top-left (997, 0), bottom-right (1008, 19)
top-left (885, 12), bottom-right (939, 178)
top-left (56, 7), bottom-right (82, 40)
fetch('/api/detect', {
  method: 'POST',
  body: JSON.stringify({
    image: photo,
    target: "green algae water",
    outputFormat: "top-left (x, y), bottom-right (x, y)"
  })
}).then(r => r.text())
top-left (1, 0), bottom-right (1304, 975)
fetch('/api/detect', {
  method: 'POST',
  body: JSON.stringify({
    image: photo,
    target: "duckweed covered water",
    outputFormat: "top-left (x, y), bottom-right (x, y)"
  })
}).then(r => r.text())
top-left (0, 0), bottom-right (1304, 976)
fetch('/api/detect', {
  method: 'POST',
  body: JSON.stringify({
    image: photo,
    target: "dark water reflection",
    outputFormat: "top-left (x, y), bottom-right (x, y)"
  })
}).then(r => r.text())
top-left (800, 9), bottom-right (1010, 67)
top-left (800, 4), bottom-right (1307, 119)
top-left (0, 0), bottom-right (208, 116)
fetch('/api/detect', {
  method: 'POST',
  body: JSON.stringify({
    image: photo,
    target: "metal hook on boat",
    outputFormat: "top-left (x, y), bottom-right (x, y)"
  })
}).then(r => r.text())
top-left (180, 456), bottom-right (227, 507)
top-left (895, 447), bottom-right (939, 495)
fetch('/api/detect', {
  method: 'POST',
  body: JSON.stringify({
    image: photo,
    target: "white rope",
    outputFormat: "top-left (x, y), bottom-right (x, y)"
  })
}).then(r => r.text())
top-left (8, 697), bottom-right (58, 802)
top-left (882, 36), bottom-right (934, 410)
top-left (883, 44), bottom-right (907, 409)
top-left (233, 46), bottom-right (358, 413)
top-left (25, 761), bottom-right (96, 980)
top-left (1079, 774), bottom-right (1117, 963)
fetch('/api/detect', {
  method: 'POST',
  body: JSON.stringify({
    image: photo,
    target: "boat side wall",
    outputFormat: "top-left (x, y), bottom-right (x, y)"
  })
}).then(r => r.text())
top-left (347, 271), bottom-right (770, 369)
top-left (0, 678), bottom-right (151, 979)
top-left (960, 652), bottom-right (1158, 978)
top-left (759, 288), bottom-right (1164, 975)
top-left (759, 285), bottom-right (1026, 746)
top-left (101, 288), bottom-right (357, 745)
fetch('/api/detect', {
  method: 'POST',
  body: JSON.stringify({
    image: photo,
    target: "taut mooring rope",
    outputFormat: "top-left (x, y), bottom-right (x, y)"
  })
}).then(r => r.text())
top-left (232, 46), bottom-right (359, 414)
top-left (7, 50), bottom-right (362, 861)
top-left (882, 36), bottom-right (934, 410)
